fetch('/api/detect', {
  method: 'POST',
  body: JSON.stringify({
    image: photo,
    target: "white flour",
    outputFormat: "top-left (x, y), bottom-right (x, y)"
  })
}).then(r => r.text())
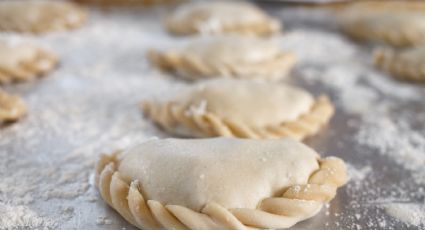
top-left (0, 204), bottom-right (57, 230)
top-left (383, 203), bottom-right (425, 227)
top-left (0, 5), bottom-right (424, 230)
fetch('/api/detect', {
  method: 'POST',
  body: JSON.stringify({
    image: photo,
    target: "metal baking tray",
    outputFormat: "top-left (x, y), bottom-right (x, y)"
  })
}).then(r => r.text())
top-left (1, 3), bottom-right (424, 230)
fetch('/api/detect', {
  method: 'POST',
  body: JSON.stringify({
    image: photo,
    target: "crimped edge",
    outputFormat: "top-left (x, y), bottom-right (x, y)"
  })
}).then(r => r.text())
top-left (147, 49), bottom-right (296, 81)
top-left (0, 44), bottom-right (59, 84)
top-left (96, 150), bottom-right (347, 230)
top-left (142, 95), bottom-right (334, 141)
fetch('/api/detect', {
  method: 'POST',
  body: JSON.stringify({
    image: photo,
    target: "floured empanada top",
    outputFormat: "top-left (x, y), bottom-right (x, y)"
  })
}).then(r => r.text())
top-left (184, 36), bottom-right (280, 65)
top-left (0, 90), bottom-right (26, 123)
top-left (0, 0), bottom-right (87, 33)
top-left (96, 137), bottom-right (348, 229)
top-left (148, 36), bottom-right (296, 81)
top-left (177, 79), bottom-right (313, 127)
top-left (166, 1), bottom-right (281, 36)
top-left (142, 79), bottom-right (335, 140)
top-left (339, 2), bottom-right (425, 47)
top-left (119, 138), bottom-right (319, 211)
top-left (0, 41), bottom-right (58, 84)
top-left (374, 45), bottom-right (425, 81)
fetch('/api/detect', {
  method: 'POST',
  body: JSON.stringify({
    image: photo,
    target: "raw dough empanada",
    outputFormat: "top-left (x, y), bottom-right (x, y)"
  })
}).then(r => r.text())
top-left (73, 0), bottom-right (181, 7)
top-left (0, 41), bottom-right (58, 84)
top-left (0, 1), bottom-right (87, 33)
top-left (0, 90), bottom-right (26, 123)
top-left (96, 137), bottom-right (347, 230)
top-left (148, 36), bottom-right (296, 81)
top-left (142, 79), bottom-right (334, 140)
top-left (374, 46), bottom-right (425, 82)
top-left (166, 1), bottom-right (281, 36)
top-left (339, 2), bottom-right (425, 47)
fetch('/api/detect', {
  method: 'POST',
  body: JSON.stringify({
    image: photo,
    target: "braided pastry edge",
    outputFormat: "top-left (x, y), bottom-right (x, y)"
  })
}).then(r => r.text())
top-left (0, 44), bottom-right (58, 84)
top-left (147, 49), bottom-right (296, 81)
top-left (142, 95), bottom-right (334, 141)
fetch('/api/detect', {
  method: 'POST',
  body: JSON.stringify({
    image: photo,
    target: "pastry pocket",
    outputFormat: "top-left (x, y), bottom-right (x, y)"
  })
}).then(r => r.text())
top-left (96, 137), bottom-right (347, 230)
top-left (0, 1), bottom-right (87, 33)
top-left (339, 1), bottom-right (425, 47)
top-left (142, 79), bottom-right (334, 141)
top-left (0, 41), bottom-right (58, 84)
top-left (148, 36), bottom-right (296, 81)
top-left (165, 1), bottom-right (281, 36)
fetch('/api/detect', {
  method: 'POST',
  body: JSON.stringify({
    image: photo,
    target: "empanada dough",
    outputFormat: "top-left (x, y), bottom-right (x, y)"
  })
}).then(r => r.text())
top-left (148, 36), bottom-right (296, 81)
top-left (166, 1), bottom-right (281, 36)
top-left (339, 2), bottom-right (425, 47)
top-left (374, 46), bottom-right (425, 82)
top-left (73, 0), bottom-right (181, 6)
top-left (0, 41), bottom-right (58, 84)
top-left (0, 90), bottom-right (26, 123)
top-left (142, 79), bottom-right (334, 140)
top-left (96, 137), bottom-right (347, 230)
top-left (0, 1), bottom-right (87, 33)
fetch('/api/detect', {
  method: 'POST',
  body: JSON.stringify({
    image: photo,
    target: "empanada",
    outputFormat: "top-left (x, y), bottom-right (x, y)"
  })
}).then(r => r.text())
top-left (374, 46), bottom-right (425, 82)
top-left (0, 41), bottom-right (58, 84)
top-left (96, 137), bottom-right (347, 230)
top-left (142, 79), bottom-right (334, 140)
top-left (339, 2), bottom-right (425, 47)
top-left (0, 1), bottom-right (87, 33)
top-left (165, 1), bottom-right (281, 36)
top-left (73, 0), bottom-right (181, 7)
top-left (0, 90), bottom-right (26, 123)
top-left (148, 36), bottom-right (296, 81)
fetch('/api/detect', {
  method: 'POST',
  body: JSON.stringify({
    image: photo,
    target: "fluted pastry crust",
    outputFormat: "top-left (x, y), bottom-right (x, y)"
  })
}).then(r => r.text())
top-left (0, 41), bottom-right (58, 84)
top-left (165, 1), bottom-right (281, 36)
top-left (142, 79), bottom-right (334, 141)
top-left (0, 90), bottom-right (26, 123)
top-left (374, 46), bottom-right (425, 82)
top-left (339, 1), bottom-right (425, 47)
top-left (95, 138), bottom-right (347, 230)
top-left (148, 36), bottom-right (296, 81)
top-left (0, 1), bottom-right (87, 33)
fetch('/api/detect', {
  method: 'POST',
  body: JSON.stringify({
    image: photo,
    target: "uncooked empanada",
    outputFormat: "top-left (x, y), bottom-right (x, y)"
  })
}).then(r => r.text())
top-left (0, 90), bottom-right (26, 123)
top-left (96, 137), bottom-right (347, 230)
top-left (166, 1), bottom-right (281, 36)
top-left (0, 41), bottom-right (58, 84)
top-left (339, 2), bottom-right (425, 47)
top-left (0, 1), bottom-right (87, 33)
top-left (73, 0), bottom-right (181, 7)
top-left (148, 36), bottom-right (296, 81)
top-left (142, 79), bottom-right (334, 140)
top-left (374, 46), bottom-right (425, 82)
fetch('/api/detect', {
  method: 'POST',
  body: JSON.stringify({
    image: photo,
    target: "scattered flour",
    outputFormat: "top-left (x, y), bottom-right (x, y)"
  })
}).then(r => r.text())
top-left (383, 203), bottom-right (425, 227)
top-left (96, 216), bottom-right (113, 225)
top-left (0, 204), bottom-right (57, 230)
